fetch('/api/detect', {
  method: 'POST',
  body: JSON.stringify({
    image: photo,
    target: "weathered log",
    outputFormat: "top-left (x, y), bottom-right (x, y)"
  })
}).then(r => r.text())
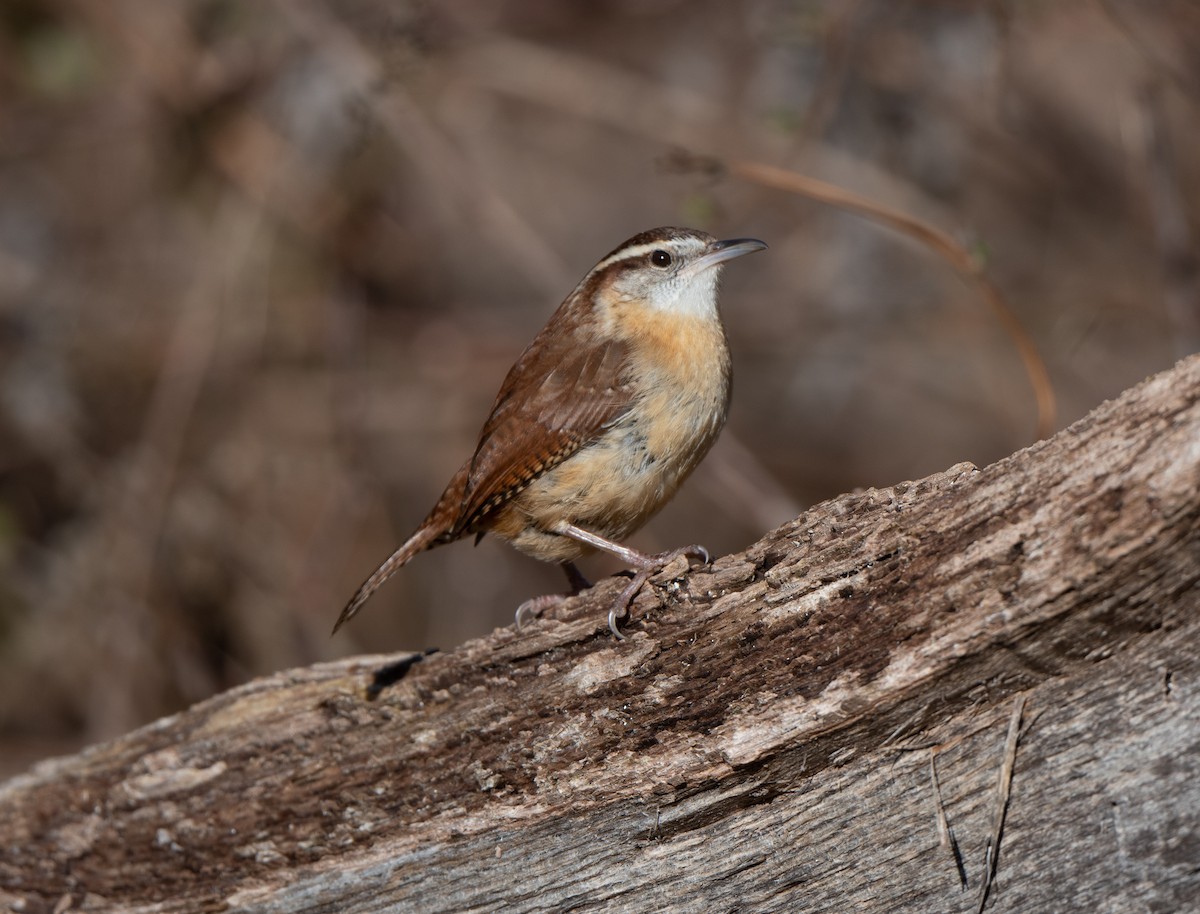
top-left (2, 355), bottom-right (1198, 914)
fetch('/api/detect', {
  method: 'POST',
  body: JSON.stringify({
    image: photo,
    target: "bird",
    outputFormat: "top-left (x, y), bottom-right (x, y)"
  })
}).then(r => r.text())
top-left (334, 226), bottom-right (767, 639)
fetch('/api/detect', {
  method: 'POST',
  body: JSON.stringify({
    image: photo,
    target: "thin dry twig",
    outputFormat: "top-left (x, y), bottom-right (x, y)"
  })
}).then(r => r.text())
top-left (930, 750), bottom-right (968, 890)
top-left (720, 157), bottom-right (1057, 441)
top-left (977, 693), bottom-right (1027, 913)
top-left (450, 32), bottom-right (1058, 441)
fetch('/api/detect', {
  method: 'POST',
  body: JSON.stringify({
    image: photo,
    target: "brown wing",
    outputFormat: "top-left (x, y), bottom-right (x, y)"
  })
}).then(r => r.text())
top-left (451, 305), bottom-right (634, 535)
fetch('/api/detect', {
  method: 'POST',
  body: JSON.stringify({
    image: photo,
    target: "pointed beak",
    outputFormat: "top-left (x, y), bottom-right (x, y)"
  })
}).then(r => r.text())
top-left (694, 237), bottom-right (768, 272)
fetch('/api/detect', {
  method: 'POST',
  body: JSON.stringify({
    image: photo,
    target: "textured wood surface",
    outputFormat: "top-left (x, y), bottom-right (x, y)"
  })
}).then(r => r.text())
top-left (2, 355), bottom-right (1198, 914)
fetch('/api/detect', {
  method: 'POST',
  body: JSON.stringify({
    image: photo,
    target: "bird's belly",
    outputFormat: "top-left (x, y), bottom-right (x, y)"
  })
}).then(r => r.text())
top-left (489, 383), bottom-right (729, 563)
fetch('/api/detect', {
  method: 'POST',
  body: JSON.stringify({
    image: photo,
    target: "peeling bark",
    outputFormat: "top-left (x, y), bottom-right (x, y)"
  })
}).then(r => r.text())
top-left (2, 355), bottom-right (1199, 914)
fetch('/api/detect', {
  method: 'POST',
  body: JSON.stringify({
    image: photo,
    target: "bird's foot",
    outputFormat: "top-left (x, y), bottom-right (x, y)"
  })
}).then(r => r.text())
top-left (608, 544), bottom-right (711, 640)
top-left (515, 593), bottom-right (568, 630)
top-left (513, 563), bottom-right (592, 628)
top-left (514, 561), bottom-right (593, 630)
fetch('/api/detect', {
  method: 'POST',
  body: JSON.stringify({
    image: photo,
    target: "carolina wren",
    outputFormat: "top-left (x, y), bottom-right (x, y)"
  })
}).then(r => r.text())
top-left (334, 226), bottom-right (767, 639)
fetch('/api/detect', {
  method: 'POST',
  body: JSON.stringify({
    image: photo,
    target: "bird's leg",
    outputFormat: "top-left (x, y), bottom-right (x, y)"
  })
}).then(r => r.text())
top-left (553, 522), bottom-right (710, 640)
top-left (514, 561), bottom-right (592, 630)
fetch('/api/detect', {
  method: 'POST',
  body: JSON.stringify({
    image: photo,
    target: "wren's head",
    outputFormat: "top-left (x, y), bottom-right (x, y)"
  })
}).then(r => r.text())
top-left (586, 227), bottom-right (767, 319)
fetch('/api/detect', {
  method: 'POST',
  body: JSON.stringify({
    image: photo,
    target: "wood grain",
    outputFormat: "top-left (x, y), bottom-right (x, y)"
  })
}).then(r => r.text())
top-left (2, 355), bottom-right (1198, 914)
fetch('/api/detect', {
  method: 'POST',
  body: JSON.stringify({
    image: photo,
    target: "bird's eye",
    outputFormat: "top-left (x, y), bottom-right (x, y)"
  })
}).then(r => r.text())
top-left (650, 250), bottom-right (672, 268)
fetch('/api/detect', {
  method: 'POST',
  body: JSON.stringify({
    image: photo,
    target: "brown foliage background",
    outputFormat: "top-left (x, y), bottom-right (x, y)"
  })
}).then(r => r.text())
top-left (1, 0), bottom-right (1197, 776)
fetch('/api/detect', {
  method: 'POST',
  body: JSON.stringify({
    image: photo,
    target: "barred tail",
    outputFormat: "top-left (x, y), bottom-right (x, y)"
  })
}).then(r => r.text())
top-left (331, 523), bottom-right (445, 635)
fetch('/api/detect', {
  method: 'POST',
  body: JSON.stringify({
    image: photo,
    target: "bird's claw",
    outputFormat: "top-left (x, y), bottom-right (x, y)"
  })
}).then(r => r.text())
top-left (608, 543), bottom-right (712, 640)
top-left (515, 593), bottom-right (567, 630)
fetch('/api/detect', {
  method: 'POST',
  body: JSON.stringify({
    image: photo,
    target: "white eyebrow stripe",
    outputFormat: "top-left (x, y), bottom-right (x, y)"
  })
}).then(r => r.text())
top-left (588, 240), bottom-right (700, 275)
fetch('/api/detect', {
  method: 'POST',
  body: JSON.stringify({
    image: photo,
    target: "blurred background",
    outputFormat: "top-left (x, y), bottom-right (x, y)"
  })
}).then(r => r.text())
top-left (0, 0), bottom-right (1197, 777)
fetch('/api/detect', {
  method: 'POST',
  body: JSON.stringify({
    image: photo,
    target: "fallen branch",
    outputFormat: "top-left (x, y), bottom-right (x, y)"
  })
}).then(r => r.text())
top-left (2, 355), bottom-right (1198, 913)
